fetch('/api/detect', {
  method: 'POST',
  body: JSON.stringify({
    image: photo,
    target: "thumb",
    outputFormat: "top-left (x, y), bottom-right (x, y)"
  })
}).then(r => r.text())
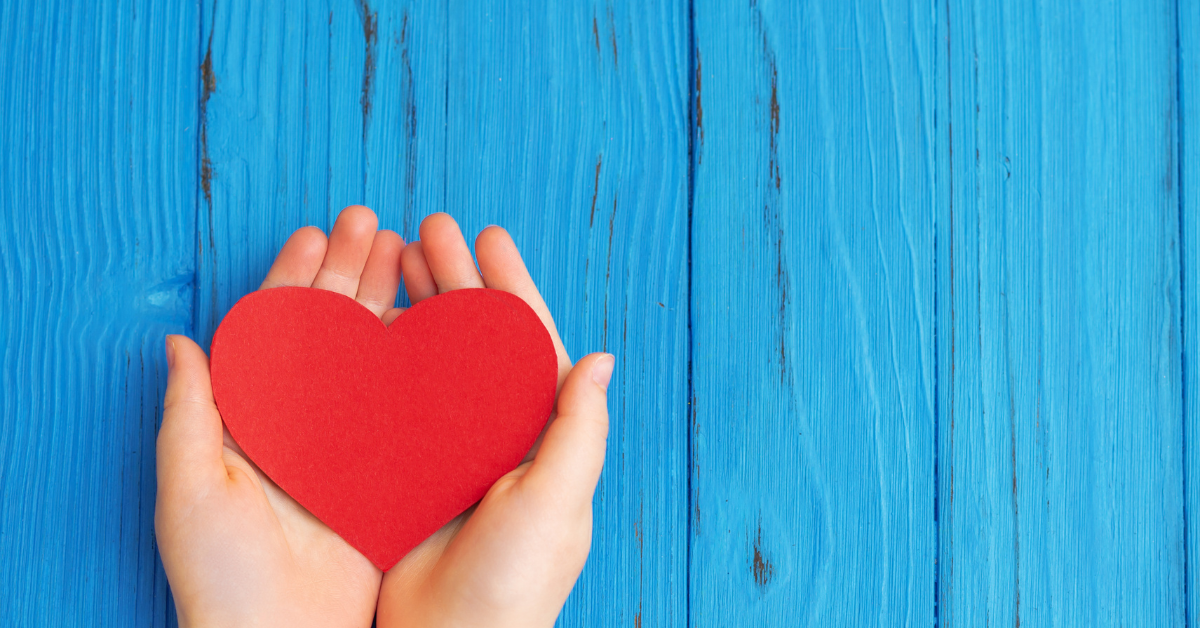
top-left (157, 335), bottom-right (226, 492)
top-left (524, 353), bottom-right (614, 507)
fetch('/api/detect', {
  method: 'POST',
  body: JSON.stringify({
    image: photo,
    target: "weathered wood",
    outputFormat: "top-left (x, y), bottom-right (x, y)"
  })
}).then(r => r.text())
top-left (195, 0), bottom-right (445, 342)
top-left (690, 1), bottom-right (937, 624)
top-left (2, 0), bottom-right (1194, 624)
top-left (0, 1), bottom-right (197, 624)
top-left (441, 2), bottom-right (692, 625)
top-left (936, 0), bottom-right (1186, 624)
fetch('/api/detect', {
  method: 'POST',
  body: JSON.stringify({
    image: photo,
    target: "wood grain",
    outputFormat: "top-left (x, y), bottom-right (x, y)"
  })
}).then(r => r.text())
top-left (1181, 0), bottom-right (1199, 623)
top-left (198, 0), bottom-right (689, 624)
top-left (936, 0), bottom-right (1186, 624)
top-left (441, 2), bottom-right (690, 625)
top-left (1, 0), bottom-right (1195, 624)
top-left (690, 1), bottom-right (936, 624)
top-left (195, 0), bottom-right (446, 343)
top-left (0, 0), bottom-right (197, 624)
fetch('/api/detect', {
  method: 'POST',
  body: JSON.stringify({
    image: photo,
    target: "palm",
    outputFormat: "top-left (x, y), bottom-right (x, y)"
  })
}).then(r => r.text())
top-left (165, 416), bottom-right (383, 627)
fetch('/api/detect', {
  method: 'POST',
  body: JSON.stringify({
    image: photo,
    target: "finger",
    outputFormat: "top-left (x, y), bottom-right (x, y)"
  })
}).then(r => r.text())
top-left (260, 226), bottom-right (328, 289)
top-left (158, 335), bottom-right (226, 491)
top-left (523, 353), bottom-right (613, 509)
top-left (400, 241), bottom-right (438, 304)
top-left (418, 213), bottom-right (484, 292)
top-left (381, 307), bottom-right (406, 326)
top-left (356, 230), bottom-right (405, 318)
top-left (476, 226), bottom-right (571, 375)
top-left (311, 205), bottom-right (379, 297)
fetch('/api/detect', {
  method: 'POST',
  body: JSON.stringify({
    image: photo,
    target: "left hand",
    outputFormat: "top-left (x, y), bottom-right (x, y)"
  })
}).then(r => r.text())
top-left (155, 205), bottom-right (403, 627)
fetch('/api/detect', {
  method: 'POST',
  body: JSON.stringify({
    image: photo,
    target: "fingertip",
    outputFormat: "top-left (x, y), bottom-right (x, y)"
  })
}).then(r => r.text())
top-left (401, 241), bottom-right (438, 303)
top-left (473, 227), bottom-right (570, 371)
top-left (164, 334), bottom-right (204, 361)
top-left (292, 226), bottom-right (330, 256)
top-left (565, 352), bottom-right (614, 399)
top-left (312, 206), bottom-right (381, 296)
top-left (381, 307), bottom-right (406, 326)
top-left (163, 335), bottom-right (212, 396)
top-left (370, 230), bottom-right (406, 274)
top-left (590, 353), bottom-right (615, 390)
top-left (356, 229), bottom-right (407, 317)
top-left (165, 335), bottom-right (177, 370)
top-left (284, 227), bottom-right (330, 268)
top-left (418, 212), bottom-right (459, 241)
top-left (557, 352), bottom-right (613, 428)
top-left (475, 224), bottom-right (513, 250)
top-left (338, 205), bottom-right (380, 232)
top-left (374, 228), bottom-right (405, 251)
top-left (418, 213), bottom-right (485, 292)
top-left (474, 225), bottom-right (519, 269)
top-left (260, 226), bottom-right (329, 289)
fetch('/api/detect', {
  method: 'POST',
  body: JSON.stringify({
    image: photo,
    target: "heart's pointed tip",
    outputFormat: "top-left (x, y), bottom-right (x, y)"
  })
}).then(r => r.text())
top-left (364, 544), bottom-right (405, 572)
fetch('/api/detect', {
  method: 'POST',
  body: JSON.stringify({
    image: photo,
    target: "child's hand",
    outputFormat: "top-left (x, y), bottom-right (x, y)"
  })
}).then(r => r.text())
top-left (374, 213), bottom-right (612, 628)
top-left (156, 206), bottom-right (405, 627)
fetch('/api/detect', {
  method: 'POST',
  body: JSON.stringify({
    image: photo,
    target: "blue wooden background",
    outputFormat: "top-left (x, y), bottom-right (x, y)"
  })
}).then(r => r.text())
top-left (0, 0), bottom-right (1195, 625)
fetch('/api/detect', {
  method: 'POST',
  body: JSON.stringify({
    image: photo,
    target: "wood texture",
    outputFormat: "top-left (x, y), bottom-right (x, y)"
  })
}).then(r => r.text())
top-left (690, 1), bottom-right (936, 624)
top-left (195, 0), bottom-right (447, 342)
top-left (0, 1), bottom-right (196, 624)
top-left (2, 0), bottom-right (1196, 625)
top-left (441, 3), bottom-right (691, 625)
top-left (1182, 0), bottom-right (1199, 623)
top-left (936, 0), bottom-right (1186, 624)
top-left (198, 0), bottom-right (689, 625)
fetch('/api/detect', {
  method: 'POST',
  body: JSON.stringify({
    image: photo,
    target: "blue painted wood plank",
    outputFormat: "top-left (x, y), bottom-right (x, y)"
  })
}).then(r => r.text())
top-left (936, 0), bottom-right (1185, 624)
top-left (442, 2), bottom-right (690, 625)
top-left (691, 1), bottom-right (936, 624)
top-left (441, 6), bottom-right (691, 624)
top-left (0, 0), bottom-right (197, 624)
top-left (198, 1), bottom-right (689, 625)
top-left (196, 0), bottom-right (446, 344)
top-left (1182, 0), bottom-right (1200, 623)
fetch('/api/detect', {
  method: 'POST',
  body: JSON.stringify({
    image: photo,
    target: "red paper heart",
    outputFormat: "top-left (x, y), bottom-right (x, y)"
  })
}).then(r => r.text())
top-left (209, 287), bottom-right (558, 570)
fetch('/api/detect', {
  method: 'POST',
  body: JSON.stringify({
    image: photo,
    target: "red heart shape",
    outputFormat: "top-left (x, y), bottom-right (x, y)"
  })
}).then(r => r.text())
top-left (209, 287), bottom-right (558, 570)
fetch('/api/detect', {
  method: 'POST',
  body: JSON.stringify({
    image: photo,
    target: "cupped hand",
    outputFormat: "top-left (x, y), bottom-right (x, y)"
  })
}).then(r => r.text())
top-left (375, 213), bottom-right (613, 628)
top-left (156, 206), bottom-right (403, 627)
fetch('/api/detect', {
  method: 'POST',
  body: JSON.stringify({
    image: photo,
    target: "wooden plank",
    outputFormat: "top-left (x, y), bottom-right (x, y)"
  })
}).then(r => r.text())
top-left (1181, 0), bottom-right (1199, 622)
top-left (690, 1), bottom-right (936, 624)
top-left (0, 0), bottom-right (197, 624)
top-left (442, 2), bottom-right (690, 624)
top-left (199, 0), bottom-right (689, 624)
top-left (196, 0), bottom-right (446, 343)
top-left (935, 0), bottom-right (1186, 624)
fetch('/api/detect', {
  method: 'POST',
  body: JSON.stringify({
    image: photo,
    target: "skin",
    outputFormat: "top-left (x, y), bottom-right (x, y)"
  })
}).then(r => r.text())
top-left (156, 207), bottom-right (612, 628)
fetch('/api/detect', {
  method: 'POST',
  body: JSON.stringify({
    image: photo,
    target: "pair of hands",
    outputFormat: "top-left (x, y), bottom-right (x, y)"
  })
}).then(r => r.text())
top-left (155, 208), bottom-right (614, 627)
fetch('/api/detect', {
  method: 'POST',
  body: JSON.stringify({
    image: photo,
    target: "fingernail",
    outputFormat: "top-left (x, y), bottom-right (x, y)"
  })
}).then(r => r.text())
top-left (591, 354), bottom-right (615, 390)
top-left (165, 337), bottom-right (176, 370)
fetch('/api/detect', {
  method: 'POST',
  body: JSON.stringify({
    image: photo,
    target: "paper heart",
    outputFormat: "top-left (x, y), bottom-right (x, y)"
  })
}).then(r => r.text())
top-left (209, 286), bottom-right (558, 570)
